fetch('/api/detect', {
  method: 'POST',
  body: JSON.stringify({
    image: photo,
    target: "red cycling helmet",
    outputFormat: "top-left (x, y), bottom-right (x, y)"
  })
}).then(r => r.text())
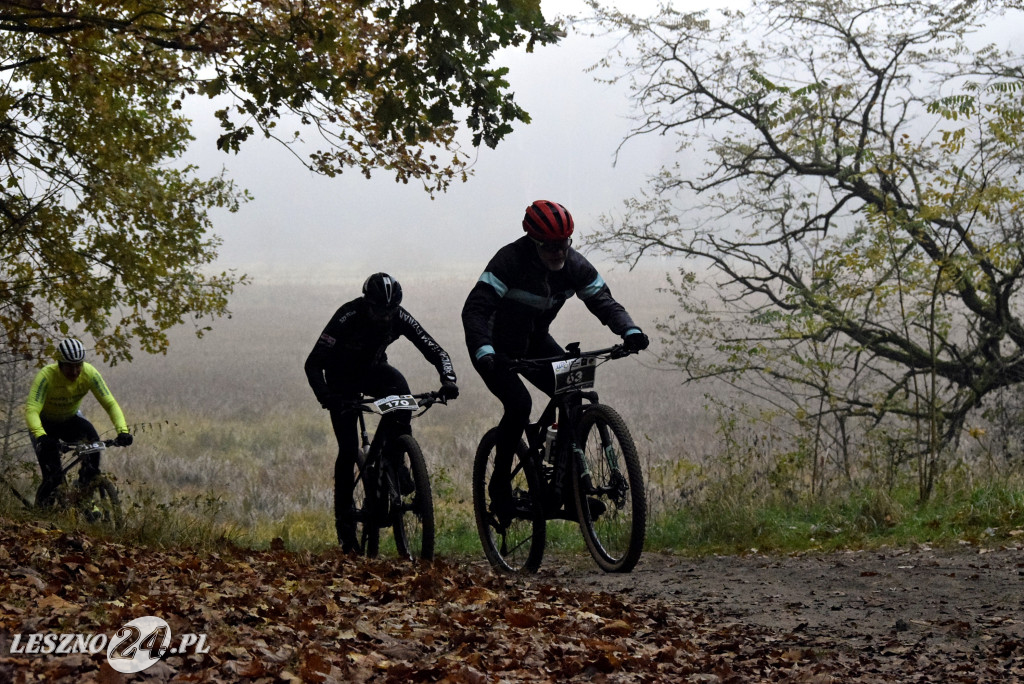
top-left (522, 200), bottom-right (574, 241)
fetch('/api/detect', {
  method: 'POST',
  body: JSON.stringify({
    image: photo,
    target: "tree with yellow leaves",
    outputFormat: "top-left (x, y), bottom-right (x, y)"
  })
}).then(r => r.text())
top-left (1, 0), bottom-right (560, 362)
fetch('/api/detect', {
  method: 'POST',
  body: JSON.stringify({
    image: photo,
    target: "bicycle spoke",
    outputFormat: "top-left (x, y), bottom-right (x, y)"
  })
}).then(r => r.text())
top-left (498, 523), bottom-right (533, 558)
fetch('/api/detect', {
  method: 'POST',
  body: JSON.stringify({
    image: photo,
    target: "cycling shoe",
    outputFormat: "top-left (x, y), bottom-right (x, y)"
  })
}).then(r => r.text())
top-left (397, 465), bottom-right (415, 495)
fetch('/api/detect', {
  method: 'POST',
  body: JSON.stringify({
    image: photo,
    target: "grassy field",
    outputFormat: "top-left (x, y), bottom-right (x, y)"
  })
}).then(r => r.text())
top-left (41, 265), bottom-right (712, 551)
top-left (6, 265), bottom-right (1023, 557)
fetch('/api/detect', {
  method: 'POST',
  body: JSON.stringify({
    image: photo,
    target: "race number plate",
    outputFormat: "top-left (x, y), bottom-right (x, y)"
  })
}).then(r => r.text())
top-left (372, 395), bottom-right (420, 414)
top-left (552, 356), bottom-right (597, 395)
top-left (79, 441), bottom-right (107, 455)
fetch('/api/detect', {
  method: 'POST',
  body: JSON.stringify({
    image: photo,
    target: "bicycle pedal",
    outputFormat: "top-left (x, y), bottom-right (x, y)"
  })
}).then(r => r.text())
top-left (489, 497), bottom-right (516, 529)
top-left (553, 497), bottom-right (607, 522)
top-left (512, 500), bottom-right (534, 518)
top-left (488, 511), bottom-right (509, 533)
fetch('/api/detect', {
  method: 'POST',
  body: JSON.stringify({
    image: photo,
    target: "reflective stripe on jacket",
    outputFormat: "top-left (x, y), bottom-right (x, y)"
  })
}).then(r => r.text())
top-left (462, 235), bottom-right (636, 360)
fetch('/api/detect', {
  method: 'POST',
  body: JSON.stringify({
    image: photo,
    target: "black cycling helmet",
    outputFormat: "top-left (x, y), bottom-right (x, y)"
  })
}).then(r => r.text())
top-left (57, 338), bottom-right (86, 364)
top-left (362, 273), bottom-right (403, 310)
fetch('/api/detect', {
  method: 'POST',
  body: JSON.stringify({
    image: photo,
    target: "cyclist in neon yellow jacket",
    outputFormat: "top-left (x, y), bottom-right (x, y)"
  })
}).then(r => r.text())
top-left (25, 338), bottom-right (133, 507)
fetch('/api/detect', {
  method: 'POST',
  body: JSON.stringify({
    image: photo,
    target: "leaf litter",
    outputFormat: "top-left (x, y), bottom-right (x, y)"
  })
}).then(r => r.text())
top-left (0, 519), bottom-right (1021, 682)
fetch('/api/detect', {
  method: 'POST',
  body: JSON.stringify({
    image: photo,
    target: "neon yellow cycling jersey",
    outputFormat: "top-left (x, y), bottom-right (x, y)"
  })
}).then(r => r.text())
top-left (25, 362), bottom-right (128, 438)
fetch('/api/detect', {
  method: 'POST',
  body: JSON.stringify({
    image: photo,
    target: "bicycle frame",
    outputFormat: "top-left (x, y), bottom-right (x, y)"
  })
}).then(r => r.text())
top-left (0, 440), bottom-right (110, 511)
top-left (351, 393), bottom-right (441, 463)
top-left (511, 344), bottom-right (630, 516)
top-left (59, 439), bottom-right (116, 479)
top-left (43, 438), bottom-right (127, 526)
top-left (473, 340), bottom-right (646, 573)
top-left (331, 391), bottom-right (444, 559)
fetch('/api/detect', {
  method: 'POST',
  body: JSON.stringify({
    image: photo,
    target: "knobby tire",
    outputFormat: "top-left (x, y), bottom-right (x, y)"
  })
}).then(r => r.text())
top-left (573, 404), bottom-right (646, 573)
top-left (67, 475), bottom-right (124, 529)
top-left (472, 427), bottom-right (545, 573)
top-left (389, 434), bottom-right (435, 562)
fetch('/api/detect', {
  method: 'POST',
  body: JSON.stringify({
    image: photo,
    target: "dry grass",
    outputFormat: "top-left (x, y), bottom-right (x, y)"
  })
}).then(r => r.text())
top-left (8, 267), bottom-right (1021, 555)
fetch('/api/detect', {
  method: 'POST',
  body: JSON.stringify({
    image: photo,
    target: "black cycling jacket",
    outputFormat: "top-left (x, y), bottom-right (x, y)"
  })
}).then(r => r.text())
top-left (305, 297), bottom-right (456, 403)
top-left (462, 235), bottom-right (639, 361)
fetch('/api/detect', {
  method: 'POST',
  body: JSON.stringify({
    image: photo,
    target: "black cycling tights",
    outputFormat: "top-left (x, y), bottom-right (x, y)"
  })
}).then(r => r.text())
top-left (31, 414), bottom-right (101, 507)
top-left (473, 336), bottom-right (562, 486)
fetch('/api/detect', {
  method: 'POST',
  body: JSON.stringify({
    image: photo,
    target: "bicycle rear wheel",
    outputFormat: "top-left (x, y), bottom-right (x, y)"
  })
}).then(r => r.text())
top-left (472, 427), bottom-right (545, 573)
top-left (387, 435), bottom-right (435, 561)
top-left (573, 404), bottom-right (646, 573)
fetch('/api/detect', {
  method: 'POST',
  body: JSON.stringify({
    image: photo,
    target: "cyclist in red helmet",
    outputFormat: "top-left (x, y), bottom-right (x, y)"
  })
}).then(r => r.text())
top-left (305, 273), bottom-right (460, 552)
top-left (462, 200), bottom-right (650, 518)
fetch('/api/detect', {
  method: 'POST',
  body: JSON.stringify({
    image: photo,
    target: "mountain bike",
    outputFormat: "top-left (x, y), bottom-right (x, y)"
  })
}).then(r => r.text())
top-left (472, 342), bottom-right (647, 574)
top-left (334, 391), bottom-right (447, 561)
top-left (52, 439), bottom-right (125, 527)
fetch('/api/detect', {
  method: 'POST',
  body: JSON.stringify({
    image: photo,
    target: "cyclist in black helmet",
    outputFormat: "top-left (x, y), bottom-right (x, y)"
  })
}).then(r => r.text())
top-left (305, 272), bottom-right (460, 552)
top-left (25, 338), bottom-right (134, 508)
top-left (462, 201), bottom-right (650, 521)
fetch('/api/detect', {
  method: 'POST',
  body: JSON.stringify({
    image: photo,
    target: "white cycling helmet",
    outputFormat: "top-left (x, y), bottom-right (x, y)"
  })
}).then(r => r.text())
top-left (57, 338), bottom-right (86, 364)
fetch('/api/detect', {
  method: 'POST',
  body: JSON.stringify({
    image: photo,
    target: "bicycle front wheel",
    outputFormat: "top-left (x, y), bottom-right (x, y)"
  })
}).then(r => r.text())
top-left (387, 435), bottom-right (435, 562)
top-left (472, 427), bottom-right (545, 573)
top-left (574, 404), bottom-right (646, 573)
top-left (77, 476), bottom-right (124, 529)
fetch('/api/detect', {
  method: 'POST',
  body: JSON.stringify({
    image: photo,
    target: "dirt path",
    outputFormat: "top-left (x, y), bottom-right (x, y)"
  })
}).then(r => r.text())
top-left (533, 543), bottom-right (1024, 654)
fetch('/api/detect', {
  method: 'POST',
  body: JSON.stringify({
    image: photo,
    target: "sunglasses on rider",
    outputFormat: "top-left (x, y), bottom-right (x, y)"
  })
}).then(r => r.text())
top-left (367, 302), bottom-right (398, 320)
top-left (532, 237), bottom-right (572, 254)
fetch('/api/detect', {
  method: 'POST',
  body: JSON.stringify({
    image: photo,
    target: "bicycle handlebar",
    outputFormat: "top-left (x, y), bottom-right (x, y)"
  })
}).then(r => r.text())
top-left (59, 439), bottom-right (120, 454)
top-left (507, 342), bottom-right (635, 372)
top-left (410, 390), bottom-right (447, 411)
top-left (322, 390), bottom-right (450, 414)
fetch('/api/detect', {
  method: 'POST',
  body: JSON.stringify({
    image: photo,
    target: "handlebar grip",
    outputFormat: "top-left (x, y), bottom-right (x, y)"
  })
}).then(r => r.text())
top-left (422, 390), bottom-right (446, 406)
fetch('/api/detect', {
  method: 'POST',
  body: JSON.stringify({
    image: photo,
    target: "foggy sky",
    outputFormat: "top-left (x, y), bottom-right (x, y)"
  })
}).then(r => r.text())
top-left (185, 0), bottom-right (672, 281)
top-left (185, 0), bottom-right (1023, 283)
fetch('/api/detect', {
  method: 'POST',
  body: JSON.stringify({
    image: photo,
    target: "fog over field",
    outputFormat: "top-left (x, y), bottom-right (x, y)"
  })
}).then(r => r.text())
top-left (114, 264), bottom-right (708, 449)
top-left (91, 264), bottom-right (717, 535)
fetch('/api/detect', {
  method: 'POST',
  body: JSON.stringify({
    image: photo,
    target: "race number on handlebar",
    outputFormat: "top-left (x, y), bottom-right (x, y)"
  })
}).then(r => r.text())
top-left (370, 394), bottom-right (423, 415)
top-left (60, 440), bottom-right (112, 456)
top-left (552, 356), bottom-right (598, 395)
top-left (509, 343), bottom-right (632, 396)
